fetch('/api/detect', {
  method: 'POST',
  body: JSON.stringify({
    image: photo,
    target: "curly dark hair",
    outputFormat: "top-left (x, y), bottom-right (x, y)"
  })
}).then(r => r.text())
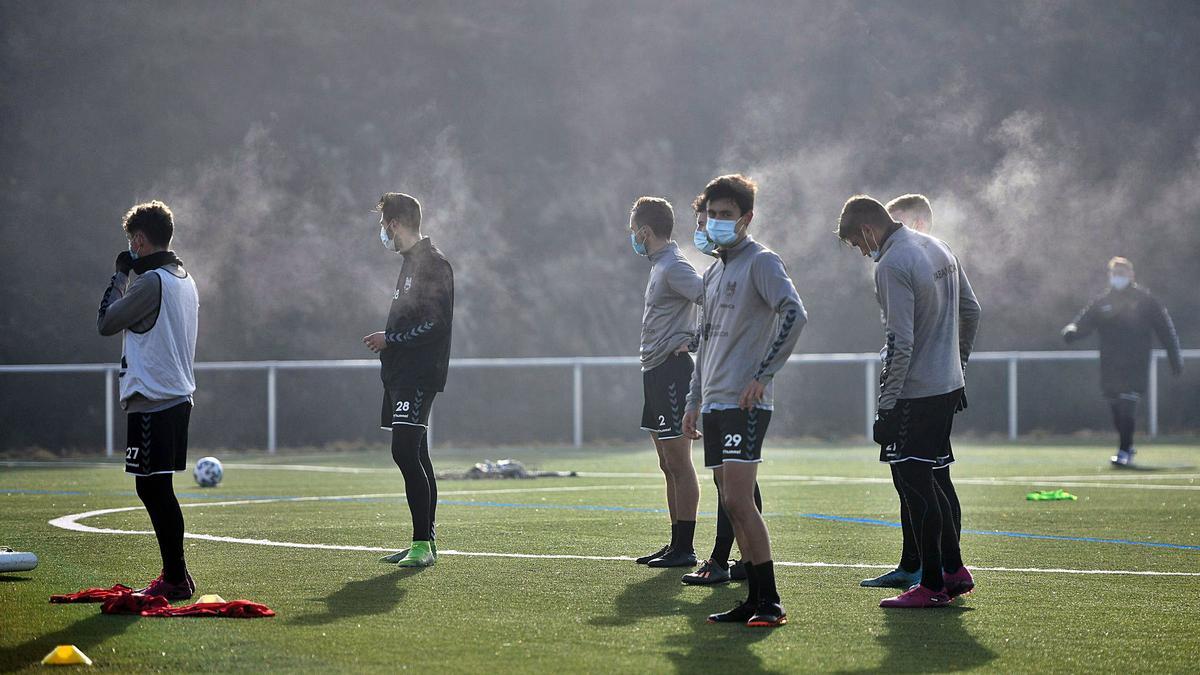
top-left (122, 200), bottom-right (175, 247)
top-left (701, 174), bottom-right (756, 216)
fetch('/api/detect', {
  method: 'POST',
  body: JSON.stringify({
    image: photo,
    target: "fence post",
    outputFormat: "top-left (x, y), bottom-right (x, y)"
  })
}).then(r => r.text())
top-left (105, 368), bottom-right (114, 457)
top-left (267, 365), bottom-right (277, 454)
top-left (864, 359), bottom-right (876, 441)
top-left (1007, 357), bottom-right (1018, 440)
top-left (1148, 354), bottom-right (1159, 438)
top-left (427, 411), bottom-right (434, 449)
top-left (573, 362), bottom-right (583, 448)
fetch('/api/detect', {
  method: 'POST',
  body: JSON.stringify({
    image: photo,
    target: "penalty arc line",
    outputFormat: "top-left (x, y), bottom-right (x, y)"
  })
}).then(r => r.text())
top-left (46, 497), bottom-right (1200, 578)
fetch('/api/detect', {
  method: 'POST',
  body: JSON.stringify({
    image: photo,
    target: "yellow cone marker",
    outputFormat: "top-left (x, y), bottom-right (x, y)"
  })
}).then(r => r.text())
top-left (196, 594), bottom-right (225, 604)
top-left (41, 645), bottom-right (92, 666)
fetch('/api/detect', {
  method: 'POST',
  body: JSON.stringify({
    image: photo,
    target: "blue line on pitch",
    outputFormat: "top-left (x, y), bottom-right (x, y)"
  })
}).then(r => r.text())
top-left (437, 499), bottom-right (717, 515)
top-left (2, 488), bottom-right (86, 496)
top-left (798, 513), bottom-right (1200, 552)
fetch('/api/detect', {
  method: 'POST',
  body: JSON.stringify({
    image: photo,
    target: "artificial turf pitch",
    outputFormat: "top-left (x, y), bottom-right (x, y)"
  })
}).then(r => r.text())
top-left (2, 442), bottom-right (1198, 673)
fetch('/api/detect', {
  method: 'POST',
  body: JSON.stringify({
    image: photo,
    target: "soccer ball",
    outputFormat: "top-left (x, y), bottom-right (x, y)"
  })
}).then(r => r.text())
top-left (193, 456), bottom-right (223, 488)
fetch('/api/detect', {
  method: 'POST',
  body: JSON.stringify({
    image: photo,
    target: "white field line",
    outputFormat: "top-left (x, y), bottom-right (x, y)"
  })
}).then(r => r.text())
top-left (46, 493), bottom-right (1200, 578)
top-left (8, 460), bottom-right (1199, 491)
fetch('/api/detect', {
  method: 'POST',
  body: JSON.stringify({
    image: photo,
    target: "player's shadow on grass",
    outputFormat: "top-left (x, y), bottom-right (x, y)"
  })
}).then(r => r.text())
top-left (589, 567), bottom-right (698, 627)
top-left (662, 606), bottom-right (780, 675)
top-left (590, 567), bottom-right (781, 674)
top-left (289, 568), bottom-right (423, 626)
top-left (0, 611), bottom-right (139, 669)
top-left (0, 574), bottom-right (34, 582)
top-left (1117, 463), bottom-right (1194, 472)
top-left (838, 605), bottom-right (996, 674)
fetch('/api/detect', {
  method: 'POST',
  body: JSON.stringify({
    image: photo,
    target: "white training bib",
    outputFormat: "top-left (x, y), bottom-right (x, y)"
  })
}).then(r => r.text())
top-left (120, 268), bottom-right (199, 403)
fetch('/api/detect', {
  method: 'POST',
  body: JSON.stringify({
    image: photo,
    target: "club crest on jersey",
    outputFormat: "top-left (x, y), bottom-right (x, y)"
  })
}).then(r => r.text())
top-left (725, 281), bottom-right (737, 297)
top-left (403, 277), bottom-right (413, 294)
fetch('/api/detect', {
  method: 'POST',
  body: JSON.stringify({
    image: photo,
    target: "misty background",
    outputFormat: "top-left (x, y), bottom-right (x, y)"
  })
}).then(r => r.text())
top-left (2, 0), bottom-right (1198, 451)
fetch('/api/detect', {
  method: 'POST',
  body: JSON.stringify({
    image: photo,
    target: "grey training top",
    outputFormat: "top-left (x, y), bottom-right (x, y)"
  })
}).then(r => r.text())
top-left (97, 264), bottom-right (194, 413)
top-left (641, 242), bottom-right (704, 371)
top-left (874, 226), bottom-right (981, 410)
top-left (686, 236), bottom-right (807, 412)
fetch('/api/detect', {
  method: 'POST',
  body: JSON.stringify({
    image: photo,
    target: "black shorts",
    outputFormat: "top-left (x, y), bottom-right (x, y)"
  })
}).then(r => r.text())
top-left (702, 407), bottom-right (772, 469)
top-left (124, 402), bottom-right (192, 477)
top-left (641, 352), bottom-right (693, 439)
top-left (879, 388), bottom-right (960, 467)
top-left (380, 387), bottom-right (437, 430)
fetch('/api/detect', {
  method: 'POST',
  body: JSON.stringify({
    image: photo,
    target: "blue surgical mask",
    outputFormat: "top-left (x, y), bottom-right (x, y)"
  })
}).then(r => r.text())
top-left (1110, 274), bottom-right (1131, 290)
top-left (380, 225), bottom-right (398, 252)
top-left (706, 218), bottom-right (740, 246)
top-left (694, 228), bottom-right (717, 255)
top-left (631, 230), bottom-right (648, 256)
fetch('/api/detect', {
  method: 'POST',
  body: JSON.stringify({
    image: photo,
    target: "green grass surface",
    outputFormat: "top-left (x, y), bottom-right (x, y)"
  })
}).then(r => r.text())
top-left (2, 442), bottom-right (1199, 673)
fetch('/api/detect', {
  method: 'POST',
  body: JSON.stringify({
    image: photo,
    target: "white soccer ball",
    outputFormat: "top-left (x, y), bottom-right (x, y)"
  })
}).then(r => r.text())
top-left (193, 456), bottom-right (223, 488)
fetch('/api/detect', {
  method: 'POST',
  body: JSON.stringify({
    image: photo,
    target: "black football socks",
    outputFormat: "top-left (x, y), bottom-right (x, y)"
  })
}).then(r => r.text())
top-left (135, 474), bottom-right (187, 583)
top-left (391, 426), bottom-right (433, 541)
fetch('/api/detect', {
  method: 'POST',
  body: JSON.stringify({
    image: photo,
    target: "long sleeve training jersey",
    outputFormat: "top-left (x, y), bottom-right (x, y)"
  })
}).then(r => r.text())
top-left (1064, 283), bottom-right (1182, 395)
top-left (641, 242), bottom-right (704, 371)
top-left (380, 237), bottom-right (454, 391)
top-left (96, 251), bottom-right (199, 412)
top-left (686, 236), bottom-right (807, 412)
top-left (874, 226), bottom-right (980, 410)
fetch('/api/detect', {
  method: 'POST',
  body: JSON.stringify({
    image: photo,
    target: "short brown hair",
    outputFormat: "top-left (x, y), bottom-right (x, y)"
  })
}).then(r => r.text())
top-left (630, 197), bottom-right (674, 239)
top-left (691, 192), bottom-right (706, 214)
top-left (885, 194), bottom-right (932, 224)
top-left (123, 200), bottom-right (175, 247)
top-left (702, 174), bottom-right (756, 215)
top-left (836, 195), bottom-right (894, 240)
top-left (376, 192), bottom-right (422, 229)
top-left (1108, 256), bottom-right (1133, 272)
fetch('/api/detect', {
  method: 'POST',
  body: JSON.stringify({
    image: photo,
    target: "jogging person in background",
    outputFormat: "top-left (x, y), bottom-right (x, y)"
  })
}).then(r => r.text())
top-left (860, 193), bottom-right (961, 589)
top-left (365, 193), bottom-right (454, 568)
top-left (629, 197), bottom-right (703, 569)
top-left (683, 192), bottom-right (757, 587)
top-left (683, 174), bottom-right (807, 627)
top-left (1062, 257), bottom-right (1183, 467)
top-left (836, 195), bottom-right (980, 609)
top-left (97, 200), bottom-right (199, 600)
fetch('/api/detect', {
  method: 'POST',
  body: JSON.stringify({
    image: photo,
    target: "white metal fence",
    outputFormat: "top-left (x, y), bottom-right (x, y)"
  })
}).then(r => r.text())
top-left (2, 349), bottom-right (1195, 456)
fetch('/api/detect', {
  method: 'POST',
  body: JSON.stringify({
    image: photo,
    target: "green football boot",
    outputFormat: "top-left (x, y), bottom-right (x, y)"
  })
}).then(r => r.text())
top-left (396, 541), bottom-right (436, 567)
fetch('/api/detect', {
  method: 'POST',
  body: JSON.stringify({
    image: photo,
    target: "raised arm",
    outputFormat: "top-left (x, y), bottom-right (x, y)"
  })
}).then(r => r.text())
top-left (97, 263), bottom-right (162, 337)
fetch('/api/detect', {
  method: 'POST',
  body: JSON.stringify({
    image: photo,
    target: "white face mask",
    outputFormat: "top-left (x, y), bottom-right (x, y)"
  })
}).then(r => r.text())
top-left (862, 227), bottom-right (882, 260)
top-left (1110, 274), bottom-right (1131, 290)
top-left (380, 225), bottom-right (399, 252)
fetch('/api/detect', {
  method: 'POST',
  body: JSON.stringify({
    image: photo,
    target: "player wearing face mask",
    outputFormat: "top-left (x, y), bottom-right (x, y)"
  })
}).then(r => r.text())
top-left (684, 174), bottom-right (808, 627)
top-left (1062, 257), bottom-right (1183, 466)
top-left (837, 195), bottom-right (980, 609)
top-left (627, 197), bottom-right (704, 569)
top-left (364, 192), bottom-right (455, 568)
